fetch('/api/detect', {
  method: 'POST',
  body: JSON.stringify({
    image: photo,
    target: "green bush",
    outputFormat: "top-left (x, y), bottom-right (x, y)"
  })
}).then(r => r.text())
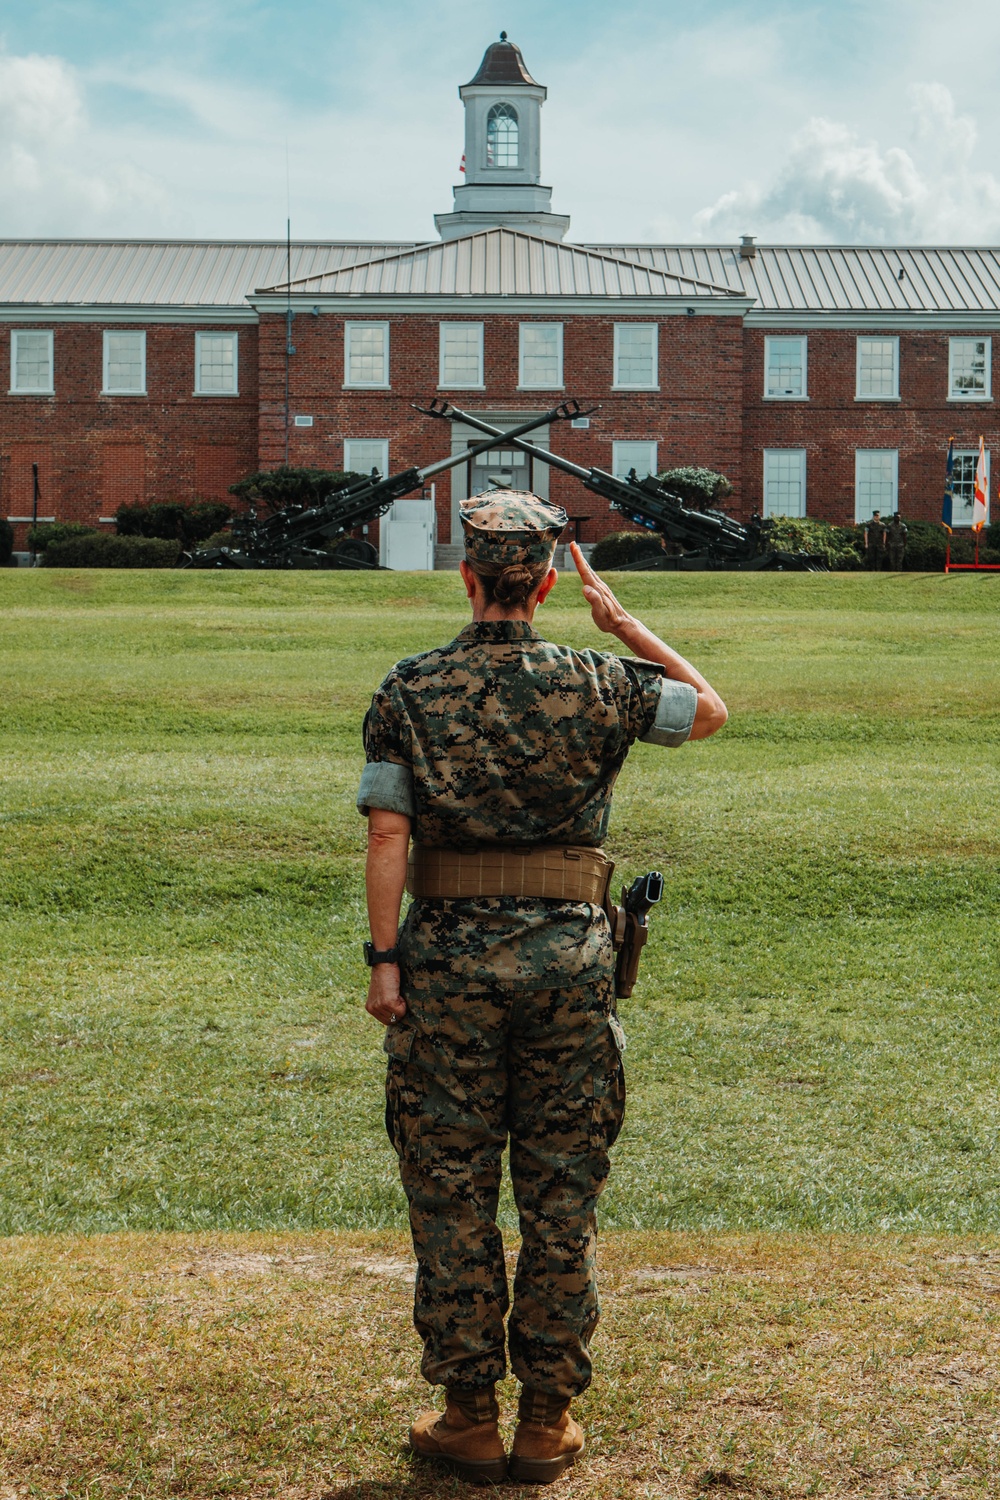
top-left (657, 466), bottom-right (733, 511)
top-left (229, 467), bottom-right (358, 513)
top-left (195, 529), bottom-right (233, 552)
top-left (27, 522), bottom-right (101, 553)
top-left (764, 517), bottom-right (863, 569)
top-left (43, 534), bottom-right (181, 569)
top-left (0, 518), bottom-right (13, 566)
top-left (901, 520), bottom-right (950, 571)
top-left (115, 500), bottom-right (232, 545)
top-left (589, 529), bottom-right (665, 570)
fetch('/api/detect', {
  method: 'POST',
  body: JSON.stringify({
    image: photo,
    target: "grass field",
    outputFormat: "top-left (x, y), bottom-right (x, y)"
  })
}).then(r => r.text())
top-left (1, 568), bottom-right (998, 1497)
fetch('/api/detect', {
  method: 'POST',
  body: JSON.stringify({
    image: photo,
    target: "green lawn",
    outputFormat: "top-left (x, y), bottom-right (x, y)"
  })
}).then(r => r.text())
top-left (1, 569), bottom-right (998, 1236)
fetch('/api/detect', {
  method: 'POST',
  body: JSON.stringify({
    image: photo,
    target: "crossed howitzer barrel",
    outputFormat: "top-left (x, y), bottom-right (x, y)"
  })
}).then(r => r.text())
top-left (421, 399), bottom-right (825, 572)
top-left (190, 395), bottom-right (823, 571)
top-left (187, 402), bottom-right (590, 570)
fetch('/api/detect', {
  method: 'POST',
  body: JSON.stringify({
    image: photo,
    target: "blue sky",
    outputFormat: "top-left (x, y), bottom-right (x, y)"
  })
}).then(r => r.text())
top-left (3, 0), bottom-right (1000, 243)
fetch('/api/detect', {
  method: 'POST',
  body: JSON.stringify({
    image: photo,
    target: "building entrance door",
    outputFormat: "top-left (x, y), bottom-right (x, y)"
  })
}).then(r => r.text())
top-left (467, 443), bottom-right (535, 495)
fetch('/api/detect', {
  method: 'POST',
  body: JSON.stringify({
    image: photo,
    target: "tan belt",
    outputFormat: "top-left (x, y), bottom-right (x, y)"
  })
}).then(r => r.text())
top-left (407, 844), bottom-right (614, 904)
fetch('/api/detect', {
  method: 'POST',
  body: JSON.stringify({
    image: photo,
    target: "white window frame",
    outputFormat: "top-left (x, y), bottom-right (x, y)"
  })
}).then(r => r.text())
top-left (344, 322), bottom-right (390, 389)
top-left (612, 441), bottom-right (658, 481)
top-left (194, 331), bottom-right (239, 396)
top-left (613, 323), bottom-right (658, 390)
top-left (856, 336), bottom-right (900, 401)
top-left (764, 335), bottom-right (808, 400)
top-left (853, 449), bottom-right (899, 523)
top-left (762, 449), bottom-right (807, 518)
top-left (10, 330), bottom-right (54, 394)
top-left (949, 447), bottom-right (990, 528)
top-left (948, 337), bottom-right (992, 401)
top-left (438, 322), bottom-right (484, 389)
top-left (102, 330), bottom-right (147, 396)
top-left (344, 439), bottom-right (389, 479)
top-left (518, 323), bottom-right (563, 390)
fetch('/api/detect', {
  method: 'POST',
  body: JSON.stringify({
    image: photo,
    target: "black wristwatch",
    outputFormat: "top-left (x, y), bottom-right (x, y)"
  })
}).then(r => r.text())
top-left (364, 941), bottom-right (400, 967)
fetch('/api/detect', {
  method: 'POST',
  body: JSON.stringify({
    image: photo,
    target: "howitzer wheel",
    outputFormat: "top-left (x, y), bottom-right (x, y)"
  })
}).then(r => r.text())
top-left (333, 537), bottom-right (380, 568)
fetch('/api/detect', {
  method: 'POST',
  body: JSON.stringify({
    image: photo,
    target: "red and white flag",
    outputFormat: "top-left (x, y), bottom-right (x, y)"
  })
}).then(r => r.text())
top-left (973, 436), bottom-right (989, 529)
top-left (459, 154), bottom-right (466, 174)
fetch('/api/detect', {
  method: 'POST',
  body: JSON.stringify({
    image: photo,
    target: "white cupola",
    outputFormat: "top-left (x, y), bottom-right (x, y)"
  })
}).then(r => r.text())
top-left (435, 34), bottom-right (570, 242)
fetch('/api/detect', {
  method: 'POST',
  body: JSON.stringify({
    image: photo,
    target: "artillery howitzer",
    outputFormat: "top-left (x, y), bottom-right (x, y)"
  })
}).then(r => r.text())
top-left (422, 401), bottom-right (826, 572)
top-left (187, 404), bottom-right (590, 570)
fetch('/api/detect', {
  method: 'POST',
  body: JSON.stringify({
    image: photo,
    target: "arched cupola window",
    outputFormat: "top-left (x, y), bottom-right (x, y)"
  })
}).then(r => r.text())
top-left (486, 103), bottom-right (519, 167)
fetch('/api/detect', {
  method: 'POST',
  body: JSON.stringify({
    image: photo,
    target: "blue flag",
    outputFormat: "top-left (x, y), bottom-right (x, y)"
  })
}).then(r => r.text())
top-left (942, 439), bottom-right (954, 529)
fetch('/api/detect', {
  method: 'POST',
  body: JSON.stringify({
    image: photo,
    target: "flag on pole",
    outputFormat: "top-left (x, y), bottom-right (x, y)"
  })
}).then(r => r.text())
top-left (972, 436), bottom-right (988, 530)
top-left (459, 154), bottom-right (466, 174)
top-left (941, 438), bottom-right (954, 530)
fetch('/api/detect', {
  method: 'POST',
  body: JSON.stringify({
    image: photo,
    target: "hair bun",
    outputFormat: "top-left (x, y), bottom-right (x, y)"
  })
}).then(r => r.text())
top-left (492, 563), bottom-right (536, 605)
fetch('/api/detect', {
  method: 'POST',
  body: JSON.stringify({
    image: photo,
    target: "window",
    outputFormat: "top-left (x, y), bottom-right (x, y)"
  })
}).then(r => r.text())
top-left (612, 441), bottom-right (657, 480)
top-left (344, 322), bottom-right (389, 388)
top-left (765, 335), bottom-right (807, 399)
top-left (10, 330), bottom-right (54, 393)
top-left (103, 331), bottom-right (146, 394)
top-left (856, 337), bottom-right (899, 399)
top-left (763, 449), bottom-right (806, 518)
top-left (486, 103), bottom-right (518, 167)
top-left (519, 323), bottom-right (562, 388)
top-left (195, 332), bottom-right (238, 395)
top-left (854, 450), bottom-right (898, 522)
top-left (439, 323), bottom-right (483, 388)
top-left (345, 439), bottom-right (389, 478)
top-left (613, 325), bottom-right (658, 389)
top-left (949, 448), bottom-right (990, 527)
top-left (949, 338), bottom-right (991, 400)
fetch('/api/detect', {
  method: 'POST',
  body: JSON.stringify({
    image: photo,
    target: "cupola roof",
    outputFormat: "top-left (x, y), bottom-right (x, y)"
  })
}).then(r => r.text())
top-left (464, 33), bottom-right (540, 87)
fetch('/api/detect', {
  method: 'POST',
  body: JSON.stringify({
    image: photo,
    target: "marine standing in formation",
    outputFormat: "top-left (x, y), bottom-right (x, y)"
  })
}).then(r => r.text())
top-left (864, 509), bottom-right (887, 569)
top-left (886, 513), bottom-right (907, 571)
top-left (358, 491), bottom-right (727, 1485)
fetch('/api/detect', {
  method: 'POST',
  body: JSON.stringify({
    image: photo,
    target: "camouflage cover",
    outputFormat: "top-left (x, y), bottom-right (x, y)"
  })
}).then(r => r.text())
top-left (460, 489), bottom-right (568, 565)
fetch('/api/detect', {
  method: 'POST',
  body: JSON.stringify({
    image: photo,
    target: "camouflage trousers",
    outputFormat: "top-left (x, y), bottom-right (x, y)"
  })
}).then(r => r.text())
top-left (383, 974), bottom-right (625, 1400)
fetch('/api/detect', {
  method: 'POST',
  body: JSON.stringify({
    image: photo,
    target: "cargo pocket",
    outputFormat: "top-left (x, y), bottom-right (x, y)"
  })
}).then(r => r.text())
top-left (383, 1025), bottom-right (417, 1162)
top-left (590, 1022), bottom-right (626, 1151)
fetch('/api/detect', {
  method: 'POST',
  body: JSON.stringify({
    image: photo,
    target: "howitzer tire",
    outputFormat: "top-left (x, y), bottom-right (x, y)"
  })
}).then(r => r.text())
top-left (334, 537), bottom-right (379, 568)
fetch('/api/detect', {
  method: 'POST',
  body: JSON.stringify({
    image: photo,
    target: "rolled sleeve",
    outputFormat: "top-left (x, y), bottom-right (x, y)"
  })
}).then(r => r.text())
top-left (357, 761), bottom-right (416, 818)
top-left (638, 679), bottom-right (698, 747)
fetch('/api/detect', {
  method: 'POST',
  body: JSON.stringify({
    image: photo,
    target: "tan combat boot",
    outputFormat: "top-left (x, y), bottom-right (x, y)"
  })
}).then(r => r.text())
top-left (409, 1384), bottom-right (507, 1485)
top-left (509, 1386), bottom-right (585, 1484)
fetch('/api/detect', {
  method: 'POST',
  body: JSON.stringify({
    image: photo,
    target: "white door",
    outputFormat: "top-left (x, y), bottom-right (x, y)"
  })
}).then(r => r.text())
top-left (383, 497), bottom-right (435, 570)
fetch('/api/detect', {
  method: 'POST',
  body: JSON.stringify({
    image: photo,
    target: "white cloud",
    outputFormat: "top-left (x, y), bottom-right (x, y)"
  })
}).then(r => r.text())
top-left (0, 50), bottom-right (168, 234)
top-left (693, 82), bottom-right (1000, 243)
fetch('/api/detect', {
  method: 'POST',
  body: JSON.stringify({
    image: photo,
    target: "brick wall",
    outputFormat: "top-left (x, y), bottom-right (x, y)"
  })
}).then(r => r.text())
top-left (0, 322), bottom-right (258, 547)
top-left (743, 327), bottom-right (1000, 524)
top-left (258, 310), bottom-right (746, 548)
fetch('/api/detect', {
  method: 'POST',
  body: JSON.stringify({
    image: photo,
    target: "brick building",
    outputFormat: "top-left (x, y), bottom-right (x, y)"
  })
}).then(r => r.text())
top-left (2, 35), bottom-right (997, 563)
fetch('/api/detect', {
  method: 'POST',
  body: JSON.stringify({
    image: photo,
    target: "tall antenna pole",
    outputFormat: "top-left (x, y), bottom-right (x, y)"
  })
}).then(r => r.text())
top-left (284, 214), bottom-right (292, 466)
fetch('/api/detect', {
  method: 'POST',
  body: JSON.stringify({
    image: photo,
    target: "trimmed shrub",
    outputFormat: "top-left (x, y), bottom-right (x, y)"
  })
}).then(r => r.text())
top-left (0, 518), bottom-right (13, 566)
top-left (901, 519), bottom-right (951, 571)
top-left (229, 467), bottom-right (358, 513)
top-left (589, 529), bottom-right (665, 570)
top-left (43, 534), bottom-right (181, 568)
top-left (27, 521), bottom-right (100, 553)
top-left (195, 529), bottom-right (233, 552)
top-left (658, 467), bottom-right (733, 512)
top-left (765, 516), bottom-right (863, 569)
top-left (115, 500), bottom-right (232, 544)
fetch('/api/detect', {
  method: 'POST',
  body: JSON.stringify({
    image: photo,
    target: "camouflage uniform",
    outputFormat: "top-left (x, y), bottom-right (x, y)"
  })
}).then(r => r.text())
top-left (357, 497), bottom-right (698, 1401)
top-left (866, 514), bottom-right (886, 569)
top-left (886, 515), bottom-right (907, 571)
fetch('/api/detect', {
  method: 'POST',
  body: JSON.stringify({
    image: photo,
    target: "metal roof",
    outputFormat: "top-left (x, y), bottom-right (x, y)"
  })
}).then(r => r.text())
top-left (259, 230), bottom-right (743, 299)
top-left (464, 36), bottom-right (540, 88)
top-left (592, 244), bottom-right (1000, 314)
top-left (0, 240), bottom-right (417, 308)
top-left (2, 235), bottom-right (1000, 314)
